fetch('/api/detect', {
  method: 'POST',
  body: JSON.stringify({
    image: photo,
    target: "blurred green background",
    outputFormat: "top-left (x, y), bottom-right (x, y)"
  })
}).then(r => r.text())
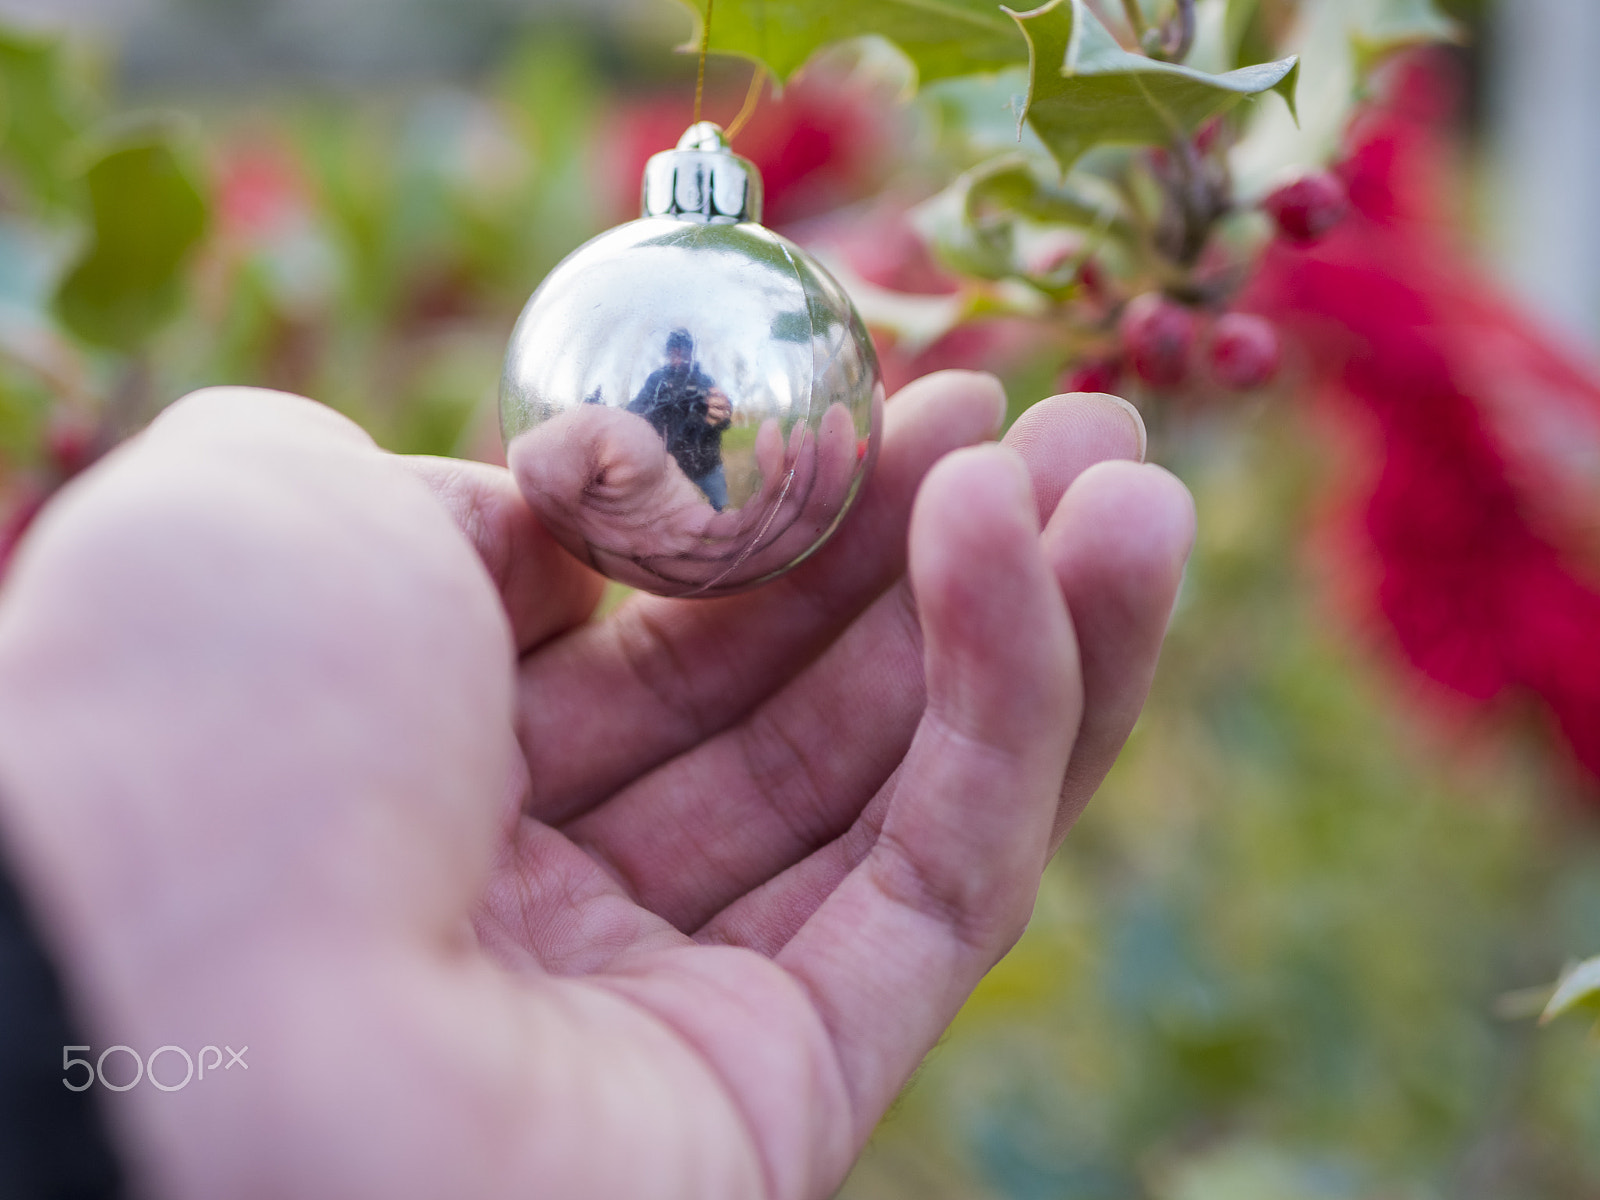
top-left (1, 1), bottom-right (1598, 1196)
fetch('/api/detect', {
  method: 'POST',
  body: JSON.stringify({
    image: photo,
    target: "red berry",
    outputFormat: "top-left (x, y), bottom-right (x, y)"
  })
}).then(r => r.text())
top-left (1263, 171), bottom-right (1349, 243)
top-left (1119, 293), bottom-right (1197, 389)
top-left (1207, 313), bottom-right (1281, 391)
top-left (46, 409), bottom-right (98, 477)
top-left (1076, 257), bottom-right (1109, 302)
top-left (1059, 356), bottom-right (1122, 395)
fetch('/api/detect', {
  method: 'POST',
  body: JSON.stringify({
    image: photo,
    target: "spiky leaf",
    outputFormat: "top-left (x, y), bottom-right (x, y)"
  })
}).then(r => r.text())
top-left (672, 0), bottom-right (1028, 84)
top-left (1008, 0), bottom-right (1298, 170)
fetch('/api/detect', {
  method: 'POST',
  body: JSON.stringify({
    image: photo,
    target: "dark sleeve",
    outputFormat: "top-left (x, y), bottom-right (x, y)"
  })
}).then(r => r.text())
top-left (0, 844), bottom-right (124, 1199)
top-left (628, 370), bottom-right (666, 416)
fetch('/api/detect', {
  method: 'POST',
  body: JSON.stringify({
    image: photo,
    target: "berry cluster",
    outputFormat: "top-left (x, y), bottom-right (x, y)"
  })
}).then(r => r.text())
top-left (1059, 168), bottom-right (1348, 403)
top-left (1117, 297), bottom-right (1280, 393)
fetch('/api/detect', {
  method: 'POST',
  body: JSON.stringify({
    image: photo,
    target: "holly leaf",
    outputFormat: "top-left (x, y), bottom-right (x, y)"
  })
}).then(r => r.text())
top-left (53, 128), bottom-right (209, 351)
top-left (1540, 956), bottom-right (1600, 1028)
top-left (672, 0), bottom-right (1028, 85)
top-left (1224, 0), bottom-right (1264, 65)
top-left (1008, 0), bottom-right (1298, 171)
top-left (963, 155), bottom-right (1109, 227)
top-left (913, 169), bottom-right (1017, 281)
top-left (917, 153), bottom-right (1125, 273)
top-left (0, 28), bottom-right (91, 212)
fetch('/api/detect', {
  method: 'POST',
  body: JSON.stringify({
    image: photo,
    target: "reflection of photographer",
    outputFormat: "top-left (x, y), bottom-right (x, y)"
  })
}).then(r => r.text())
top-left (627, 329), bottom-right (731, 510)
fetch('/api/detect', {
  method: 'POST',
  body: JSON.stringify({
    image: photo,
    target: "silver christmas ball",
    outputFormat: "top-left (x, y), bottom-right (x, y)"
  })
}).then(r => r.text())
top-left (501, 122), bottom-right (883, 598)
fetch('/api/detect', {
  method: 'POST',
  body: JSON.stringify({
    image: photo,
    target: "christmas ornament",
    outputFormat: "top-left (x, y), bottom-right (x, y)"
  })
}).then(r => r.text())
top-left (500, 121), bottom-right (883, 598)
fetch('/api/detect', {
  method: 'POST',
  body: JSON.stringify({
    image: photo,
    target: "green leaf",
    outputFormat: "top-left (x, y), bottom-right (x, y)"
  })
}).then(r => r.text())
top-left (1007, 0), bottom-right (1298, 171)
top-left (770, 309), bottom-right (813, 342)
top-left (914, 152), bottom-right (1126, 279)
top-left (53, 128), bottom-right (209, 351)
top-left (0, 28), bottom-right (91, 212)
top-left (1223, 0), bottom-right (1265, 68)
top-left (914, 170), bottom-right (1016, 280)
top-left (672, 0), bottom-right (1028, 85)
top-left (965, 154), bottom-right (1109, 226)
top-left (1540, 956), bottom-right (1600, 1027)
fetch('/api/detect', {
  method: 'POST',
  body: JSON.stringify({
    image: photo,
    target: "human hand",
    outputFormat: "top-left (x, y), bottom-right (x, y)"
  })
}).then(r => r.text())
top-left (506, 395), bottom-right (870, 595)
top-left (508, 403), bottom-right (724, 567)
top-left (0, 372), bottom-right (1192, 1200)
top-left (705, 386), bottom-right (732, 427)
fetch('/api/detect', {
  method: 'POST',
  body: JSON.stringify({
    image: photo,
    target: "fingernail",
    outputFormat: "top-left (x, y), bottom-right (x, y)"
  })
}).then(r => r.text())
top-left (1095, 393), bottom-right (1147, 463)
top-left (970, 371), bottom-right (1008, 434)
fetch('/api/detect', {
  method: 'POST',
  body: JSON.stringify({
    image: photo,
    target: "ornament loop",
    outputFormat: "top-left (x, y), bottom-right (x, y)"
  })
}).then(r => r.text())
top-left (642, 123), bottom-right (763, 225)
top-left (677, 121), bottom-right (728, 152)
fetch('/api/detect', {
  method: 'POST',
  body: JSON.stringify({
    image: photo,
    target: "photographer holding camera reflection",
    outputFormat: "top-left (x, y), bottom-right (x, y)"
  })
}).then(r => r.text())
top-left (627, 329), bottom-right (733, 511)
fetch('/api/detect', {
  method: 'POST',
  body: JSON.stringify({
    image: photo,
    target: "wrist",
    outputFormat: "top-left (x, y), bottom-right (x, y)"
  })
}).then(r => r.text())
top-left (0, 790), bottom-right (126, 1197)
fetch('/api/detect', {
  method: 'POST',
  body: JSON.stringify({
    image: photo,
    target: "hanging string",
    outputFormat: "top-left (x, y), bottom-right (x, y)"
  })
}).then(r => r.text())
top-left (693, 0), bottom-right (714, 125)
top-left (725, 63), bottom-right (767, 142)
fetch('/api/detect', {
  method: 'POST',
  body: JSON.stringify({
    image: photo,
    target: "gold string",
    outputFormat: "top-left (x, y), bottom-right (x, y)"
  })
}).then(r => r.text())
top-left (693, 0), bottom-right (713, 125)
top-left (725, 63), bottom-right (767, 142)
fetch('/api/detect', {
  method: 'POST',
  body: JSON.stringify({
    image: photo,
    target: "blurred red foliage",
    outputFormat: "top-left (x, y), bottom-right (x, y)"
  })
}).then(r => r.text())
top-left (1246, 51), bottom-right (1600, 781)
top-left (811, 203), bottom-right (959, 297)
top-left (214, 138), bottom-right (309, 243)
top-left (873, 319), bottom-right (1048, 398)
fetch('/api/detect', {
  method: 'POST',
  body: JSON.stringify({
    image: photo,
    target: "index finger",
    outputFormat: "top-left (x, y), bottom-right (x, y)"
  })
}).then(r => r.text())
top-left (401, 456), bottom-right (606, 654)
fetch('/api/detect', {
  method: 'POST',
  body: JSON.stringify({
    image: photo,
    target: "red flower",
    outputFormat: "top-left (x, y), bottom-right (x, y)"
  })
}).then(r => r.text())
top-left (1244, 52), bottom-right (1600, 782)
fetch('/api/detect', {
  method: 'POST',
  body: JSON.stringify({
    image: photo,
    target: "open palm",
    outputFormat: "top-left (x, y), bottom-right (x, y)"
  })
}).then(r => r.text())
top-left (0, 372), bottom-right (1191, 1200)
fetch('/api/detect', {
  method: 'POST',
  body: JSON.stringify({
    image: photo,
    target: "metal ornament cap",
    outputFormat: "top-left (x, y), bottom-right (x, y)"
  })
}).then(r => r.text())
top-left (500, 122), bottom-right (884, 599)
top-left (642, 121), bottom-right (763, 224)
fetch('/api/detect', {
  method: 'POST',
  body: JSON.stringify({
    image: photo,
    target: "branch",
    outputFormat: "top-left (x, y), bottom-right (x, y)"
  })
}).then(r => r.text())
top-left (1143, 0), bottom-right (1196, 63)
top-left (1120, 0), bottom-right (1148, 39)
top-left (1165, 0), bottom-right (1196, 63)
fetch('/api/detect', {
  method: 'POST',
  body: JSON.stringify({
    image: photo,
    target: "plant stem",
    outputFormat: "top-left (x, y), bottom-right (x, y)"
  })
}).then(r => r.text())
top-left (1145, 0), bottom-right (1196, 62)
top-left (694, 0), bottom-right (713, 124)
top-left (1172, 133), bottom-right (1213, 264)
top-left (1120, 0), bottom-right (1148, 39)
top-left (1166, 0), bottom-right (1196, 63)
top-left (725, 63), bottom-right (767, 141)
